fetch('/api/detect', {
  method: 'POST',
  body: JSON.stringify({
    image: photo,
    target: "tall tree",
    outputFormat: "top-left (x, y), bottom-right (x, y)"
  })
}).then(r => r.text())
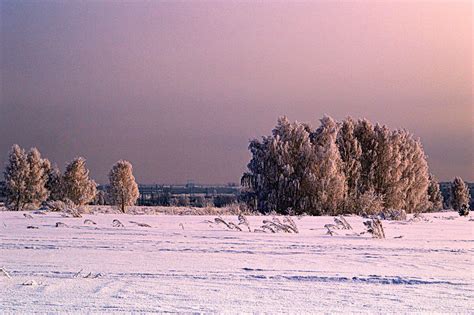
top-left (242, 117), bottom-right (316, 214)
top-left (108, 160), bottom-right (139, 213)
top-left (63, 157), bottom-right (97, 206)
top-left (4, 144), bottom-right (29, 210)
top-left (354, 119), bottom-right (378, 195)
top-left (45, 164), bottom-right (64, 201)
top-left (394, 130), bottom-right (430, 213)
top-left (427, 174), bottom-right (443, 212)
top-left (25, 148), bottom-right (49, 206)
top-left (337, 117), bottom-right (362, 211)
top-left (361, 126), bottom-right (429, 213)
top-left (271, 117), bottom-right (316, 214)
top-left (451, 177), bottom-right (470, 216)
top-left (309, 116), bottom-right (347, 215)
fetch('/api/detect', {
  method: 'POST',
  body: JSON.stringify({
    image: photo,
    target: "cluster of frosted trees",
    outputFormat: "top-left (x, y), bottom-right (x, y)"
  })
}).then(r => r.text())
top-left (3, 134), bottom-right (470, 216)
top-left (242, 116), bottom-right (468, 215)
top-left (3, 145), bottom-right (139, 212)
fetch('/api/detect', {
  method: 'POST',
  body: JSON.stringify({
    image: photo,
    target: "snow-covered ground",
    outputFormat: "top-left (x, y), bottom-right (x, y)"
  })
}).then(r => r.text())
top-left (0, 210), bottom-right (472, 313)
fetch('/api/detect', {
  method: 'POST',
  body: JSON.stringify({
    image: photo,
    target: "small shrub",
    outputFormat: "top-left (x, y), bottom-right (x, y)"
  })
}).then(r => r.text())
top-left (458, 204), bottom-right (469, 217)
top-left (352, 190), bottom-right (384, 216)
top-left (44, 199), bottom-right (75, 212)
top-left (380, 209), bottom-right (407, 221)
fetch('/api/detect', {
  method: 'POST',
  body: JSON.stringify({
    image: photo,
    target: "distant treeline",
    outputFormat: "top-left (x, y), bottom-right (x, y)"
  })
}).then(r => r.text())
top-left (1, 115), bottom-right (472, 216)
top-left (2, 179), bottom-right (471, 210)
top-left (0, 144), bottom-right (240, 211)
top-left (96, 184), bottom-right (240, 208)
top-left (439, 182), bottom-right (474, 210)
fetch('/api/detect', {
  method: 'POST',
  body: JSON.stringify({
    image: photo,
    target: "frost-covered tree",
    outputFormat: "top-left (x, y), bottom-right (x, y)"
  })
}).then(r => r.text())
top-left (4, 144), bottom-right (29, 210)
top-left (242, 116), bottom-right (431, 215)
top-left (271, 117), bottom-right (316, 214)
top-left (427, 174), bottom-right (443, 212)
top-left (372, 124), bottom-right (395, 198)
top-left (242, 116), bottom-right (316, 214)
top-left (450, 177), bottom-right (470, 216)
top-left (41, 158), bottom-right (52, 185)
top-left (357, 124), bottom-right (429, 213)
top-left (63, 157), bottom-right (97, 206)
top-left (354, 119), bottom-right (378, 195)
top-left (45, 164), bottom-right (64, 201)
top-left (25, 148), bottom-right (49, 206)
top-left (108, 160), bottom-right (139, 213)
top-left (309, 116), bottom-right (347, 215)
top-left (390, 130), bottom-right (429, 213)
top-left (337, 117), bottom-right (362, 210)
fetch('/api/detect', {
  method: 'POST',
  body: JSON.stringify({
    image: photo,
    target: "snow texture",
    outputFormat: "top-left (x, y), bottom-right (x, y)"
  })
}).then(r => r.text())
top-left (0, 210), bottom-right (472, 313)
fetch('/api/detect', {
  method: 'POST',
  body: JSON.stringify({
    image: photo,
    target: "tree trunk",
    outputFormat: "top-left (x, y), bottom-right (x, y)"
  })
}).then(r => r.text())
top-left (16, 194), bottom-right (21, 211)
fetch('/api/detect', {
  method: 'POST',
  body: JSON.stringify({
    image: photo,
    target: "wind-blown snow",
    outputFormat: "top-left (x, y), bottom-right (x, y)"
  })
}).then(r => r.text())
top-left (0, 211), bottom-right (472, 313)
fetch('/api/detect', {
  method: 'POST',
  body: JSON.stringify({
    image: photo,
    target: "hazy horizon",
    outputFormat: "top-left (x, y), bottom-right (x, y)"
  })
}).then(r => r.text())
top-left (1, 1), bottom-right (472, 184)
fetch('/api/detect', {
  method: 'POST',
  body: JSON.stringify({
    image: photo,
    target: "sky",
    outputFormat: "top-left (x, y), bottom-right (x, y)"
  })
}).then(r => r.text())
top-left (0, 1), bottom-right (472, 184)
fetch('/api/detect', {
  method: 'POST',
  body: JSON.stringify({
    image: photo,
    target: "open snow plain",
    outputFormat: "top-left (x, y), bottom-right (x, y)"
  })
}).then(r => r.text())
top-left (0, 210), bottom-right (472, 313)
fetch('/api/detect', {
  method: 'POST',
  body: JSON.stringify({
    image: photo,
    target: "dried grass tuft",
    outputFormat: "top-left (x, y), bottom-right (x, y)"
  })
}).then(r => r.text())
top-left (84, 219), bottom-right (97, 225)
top-left (363, 218), bottom-right (385, 239)
top-left (112, 219), bottom-right (124, 227)
top-left (0, 267), bottom-right (12, 279)
top-left (129, 221), bottom-right (152, 228)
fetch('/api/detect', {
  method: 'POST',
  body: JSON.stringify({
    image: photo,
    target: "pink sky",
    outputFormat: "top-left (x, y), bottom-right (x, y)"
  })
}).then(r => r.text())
top-left (0, 1), bottom-right (472, 183)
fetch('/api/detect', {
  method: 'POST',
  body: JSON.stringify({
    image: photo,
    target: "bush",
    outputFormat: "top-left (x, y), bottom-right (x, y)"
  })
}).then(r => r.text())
top-left (380, 209), bottom-right (407, 221)
top-left (213, 195), bottom-right (237, 208)
top-left (352, 190), bottom-right (384, 216)
top-left (44, 199), bottom-right (76, 212)
top-left (192, 195), bottom-right (213, 208)
top-left (459, 204), bottom-right (469, 217)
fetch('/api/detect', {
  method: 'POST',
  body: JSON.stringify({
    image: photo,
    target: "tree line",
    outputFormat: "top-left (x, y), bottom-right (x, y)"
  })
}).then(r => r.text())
top-left (3, 145), bottom-right (138, 212)
top-left (2, 117), bottom-right (471, 216)
top-left (241, 116), bottom-right (471, 216)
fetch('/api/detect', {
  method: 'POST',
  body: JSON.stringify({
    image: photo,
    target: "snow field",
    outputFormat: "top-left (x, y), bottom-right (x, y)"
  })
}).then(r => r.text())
top-left (0, 211), bottom-right (472, 313)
